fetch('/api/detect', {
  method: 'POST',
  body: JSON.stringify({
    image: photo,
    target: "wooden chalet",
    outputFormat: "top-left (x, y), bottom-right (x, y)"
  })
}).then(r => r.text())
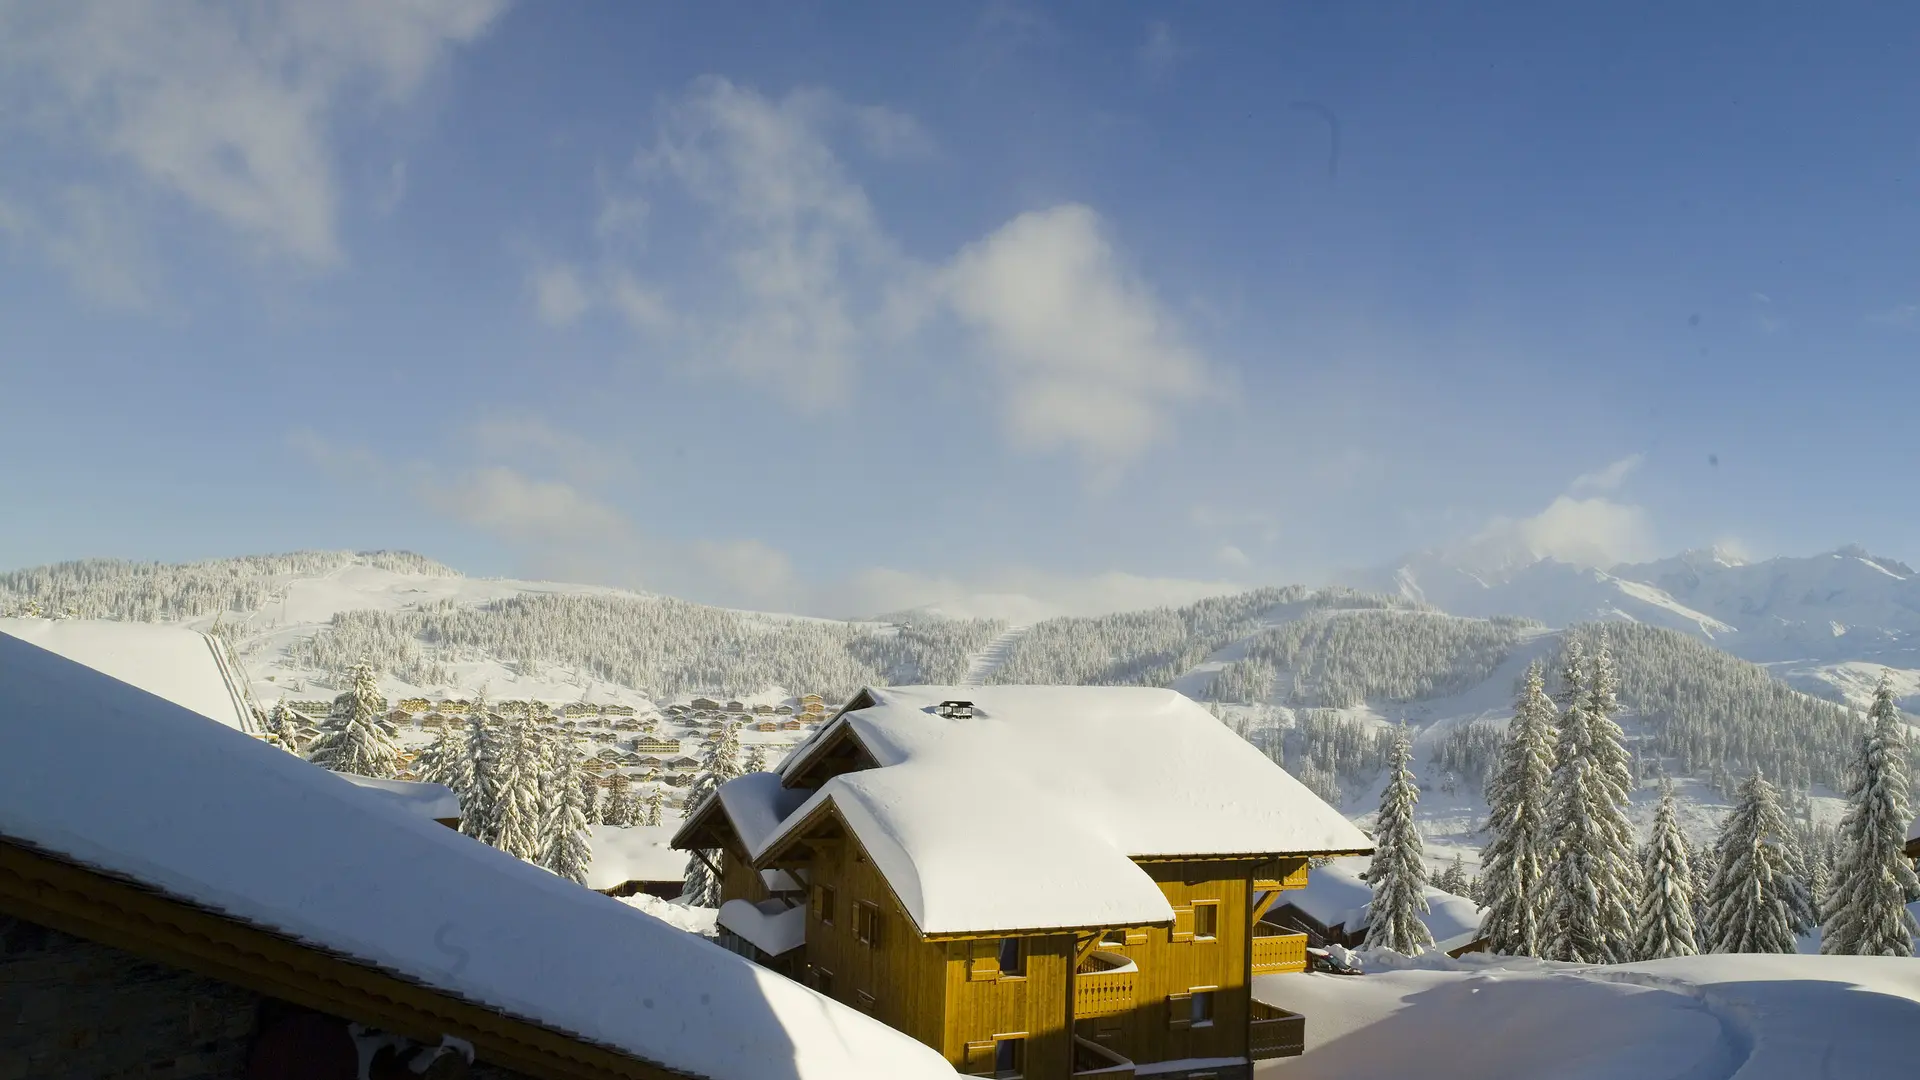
top-left (690, 697), bottom-right (722, 712)
top-left (0, 633), bottom-right (953, 1080)
top-left (672, 686), bottom-right (1373, 1080)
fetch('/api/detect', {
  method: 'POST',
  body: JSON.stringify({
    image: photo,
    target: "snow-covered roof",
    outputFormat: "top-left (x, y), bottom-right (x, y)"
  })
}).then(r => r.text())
top-left (717, 771), bottom-right (814, 853)
top-left (1, 617), bottom-right (260, 734)
top-left (1280, 859), bottom-right (1485, 950)
top-left (584, 823), bottom-right (689, 892)
top-left (0, 633), bottom-right (955, 1080)
top-left (719, 899), bottom-right (807, 957)
top-left (757, 685), bottom-right (1373, 935)
top-left (337, 774), bottom-right (460, 823)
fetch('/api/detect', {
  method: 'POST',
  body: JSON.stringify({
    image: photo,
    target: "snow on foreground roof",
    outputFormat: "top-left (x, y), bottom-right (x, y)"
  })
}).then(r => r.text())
top-left (338, 774), bottom-right (461, 823)
top-left (757, 685), bottom-right (1373, 935)
top-left (585, 823), bottom-right (689, 892)
top-left (719, 899), bottom-right (807, 957)
top-left (1, 617), bottom-right (258, 734)
top-left (0, 635), bottom-right (955, 1080)
top-left (1254, 953), bottom-right (1920, 1080)
top-left (1284, 858), bottom-right (1484, 948)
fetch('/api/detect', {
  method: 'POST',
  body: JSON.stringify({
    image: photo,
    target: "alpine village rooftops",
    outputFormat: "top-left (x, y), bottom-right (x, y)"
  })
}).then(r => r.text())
top-left (672, 684), bottom-right (1374, 1080)
top-left (0, 630), bottom-right (955, 1080)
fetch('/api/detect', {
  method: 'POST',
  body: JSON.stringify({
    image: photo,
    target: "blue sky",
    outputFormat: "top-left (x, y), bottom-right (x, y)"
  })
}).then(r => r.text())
top-left (3, 2), bottom-right (1918, 616)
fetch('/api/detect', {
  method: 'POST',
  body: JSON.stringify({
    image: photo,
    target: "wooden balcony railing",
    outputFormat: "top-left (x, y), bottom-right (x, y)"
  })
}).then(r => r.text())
top-left (1251, 927), bottom-right (1308, 974)
top-left (1249, 1000), bottom-right (1306, 1060)
top-left (1071, 1035), bottom-right (1135, 1078)
top-left (1073, 951), bottom-right (1137, 1019)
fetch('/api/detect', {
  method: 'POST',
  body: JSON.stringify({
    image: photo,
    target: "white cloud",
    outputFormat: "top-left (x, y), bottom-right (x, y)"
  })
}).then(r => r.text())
top-left (553, 80), bottom-right (1219, 475)
top-left (1474, 495), bottom-right (1657, 569)
top-left (1215, 544), bottom-right (1251, 570)
top-left (0, 0), bottom-right (505, 268)
top-left (38, 186), bottom-right (158, 309)
top-left (942, 204), bottom-right (1219, 469)
top-left (427, 465), bottom-right (631, 542)
top-left (528, 262), bottom-right (591, 326)
top-left (849, 104), bottom-right (936, 160)
top-left (1569, 453), bottom-right (1644, 494)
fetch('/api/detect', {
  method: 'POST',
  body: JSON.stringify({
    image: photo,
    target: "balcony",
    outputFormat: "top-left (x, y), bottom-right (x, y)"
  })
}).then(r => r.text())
top-left (1071, 1035), bottom-right (1135, 1078)
top-left (1252, 926), bottom-right (1308, 974)
top-left (1249, 1000), bottom-right (1306, 1059)
top-left (1073, 950), bottom-right (1137, 1019)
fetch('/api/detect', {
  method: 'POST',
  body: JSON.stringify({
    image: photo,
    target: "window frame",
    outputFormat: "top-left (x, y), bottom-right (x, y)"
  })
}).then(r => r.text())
top-left (1192, 900), bottom-right (1220, 941)
top-left (1190, 987), bottom-right (1217, 1028)
top-left (813, 883), bottom-right (836, 926)
top-left (992, 1034), bottom-right (1026, 1079)
top-left (995, 936), bottom-right (1026, 979)
top-left (855, 900), bottom-right (882, 948)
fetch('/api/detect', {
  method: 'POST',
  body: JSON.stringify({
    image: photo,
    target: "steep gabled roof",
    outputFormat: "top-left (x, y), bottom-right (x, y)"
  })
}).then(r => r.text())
top-left (752, 685), bottom-right (1374, 936)
top-left (1, 617), bottom-right (261, 734)
top-left (0, 634), bottom-right (956, 1080)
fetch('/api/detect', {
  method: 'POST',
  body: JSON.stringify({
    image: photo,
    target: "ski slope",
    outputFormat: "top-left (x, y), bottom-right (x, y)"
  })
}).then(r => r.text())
top-left (960, 623), bottom-right (1030, 684)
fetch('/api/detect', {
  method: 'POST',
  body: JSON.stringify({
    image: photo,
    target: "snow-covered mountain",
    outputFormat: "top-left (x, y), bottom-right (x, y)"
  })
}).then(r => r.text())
top-left (1353, 543), bottom-right (1920, 706)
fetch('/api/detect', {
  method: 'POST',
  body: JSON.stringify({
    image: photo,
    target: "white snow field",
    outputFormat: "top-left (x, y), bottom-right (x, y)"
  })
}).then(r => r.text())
top-left (0, 633), bottom-right (955, 1080)
top-left (1253, 954), bottom-right (1920, 1079)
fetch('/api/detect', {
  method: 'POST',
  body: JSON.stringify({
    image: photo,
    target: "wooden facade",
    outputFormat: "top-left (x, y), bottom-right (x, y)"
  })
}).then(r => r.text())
top-left (697, 800), bottom-right (1321, 1080)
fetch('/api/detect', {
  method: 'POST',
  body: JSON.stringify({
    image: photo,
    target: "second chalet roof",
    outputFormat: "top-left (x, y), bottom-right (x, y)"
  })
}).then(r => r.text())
top-left (754, 684), bottom-right (1373, 935)
top-left (0, 633), bottom-right (957, 1080)
top-left (0, 617), bottom-right (260, 734)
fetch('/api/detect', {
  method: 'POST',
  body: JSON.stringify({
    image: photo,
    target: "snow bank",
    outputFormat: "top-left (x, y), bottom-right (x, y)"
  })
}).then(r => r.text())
top-left (1254, 954), bottom-right (1920, 1079)
top-left (1, 618), bottom-right (258, 733)
top-left (0, 634), bottom-right (954, 1080)
top-left (337, 774), bottom-right (460, 823)
top-left (618, 893), bottom-right (720, 937)
top-left (719, 899), bottom-right (806, 956)
top-left (760, 685), bottom-right (1371, 935)
top-left (584, 823), bottom-right (688, 892)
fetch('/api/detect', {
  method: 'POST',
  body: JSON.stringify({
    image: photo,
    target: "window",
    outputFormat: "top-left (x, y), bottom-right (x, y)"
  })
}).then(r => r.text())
top-left (855, 990), bottom-right (875, 1014)
top-left (993, 1036), bottom-right (1025, 1079)
top-left (1193, 901), bottom-right (1219, 940)
top-left (813, 884), bottom-right (836, 925)
top-left (855, 901), bottom-right (882, 947)
top-left (1190, 990), bottom-right (1216, 1027)
top-left (996, 936), bottom-right (1025, 977)
top-left (1100, 927), bottom-right (1127, 946)
top-left (812, 967), bottom-right (833, 997)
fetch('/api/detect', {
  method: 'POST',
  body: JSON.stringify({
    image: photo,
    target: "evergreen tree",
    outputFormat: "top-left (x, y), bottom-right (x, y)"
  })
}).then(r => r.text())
top-left (579, 770), bottom-right (602, 825)
top-left (1365, 725), bottom-right (1435, 955)
top-left (306, 661), bottom-right (398, 779)
top-left (1434, 855), bottom-right (1470, 897)
top-left (491, 713), bottom-right (546, 862)
top-left (1480, 659), bottom-right (1558, 957)
top-left (1545, 635), bottom-right (1639, 963)
top-left (540, 748), bottom-right (594, 886)
top-left (455, 701), bottom-right (497, 844)
top-left (639, 779), bottom-right (665, 827)
top-left (603, 773), bottom-right (639, 827)
top-left (744, 742), bottom-right (768, 774)
top-left (1705, 769), bottom-right (1811, 954)
top-left (1690, 843), bottom-right (1719, 938)
top-left (681, 724), bottom-right (747, 906)
top-left (1821, 674), bottom-right (1920, 956)
top-left (1632, 782), bottom-right (1698, 959)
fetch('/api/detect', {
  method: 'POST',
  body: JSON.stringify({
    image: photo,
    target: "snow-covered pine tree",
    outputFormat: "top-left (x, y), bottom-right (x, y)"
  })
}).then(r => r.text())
top-left (1434, 855), bottom-right (1470, 897)
top-left (539, 747), bottom-right (594, 886)
top-left (1820, 673), bottom-right (1920, 956)
top-left (1632, 781), bottom-right (1698, 959)
top-left (744, 742), bottom-right (768, 774)
top-left (681, 723), bottom-right (747, 907)
top-left (306, 661), bottom-right (398, 779)
top-left (415, 725), bottom-right (463, 788)
top-left (454, 702), bottom-right (496, 844)
top-left (491, 713), bottom-right (546, 862)
top-left (1544, 635), bottom-right (1639, 963)
top-left (1690, 843), bottom-right (1718, 938)
top-left (579, 770), bottom-right (602, 825)
top-left (1705, 769), bottom-right (1811, 954)
top-left (603, 773), bottom-right (638, 827)
top-left (1480, 658), bottom-right (1558, 957)
top-left (639, 780), bottom-right (665, 827)
top-left (1365, 725), bottom-right (1435, 955)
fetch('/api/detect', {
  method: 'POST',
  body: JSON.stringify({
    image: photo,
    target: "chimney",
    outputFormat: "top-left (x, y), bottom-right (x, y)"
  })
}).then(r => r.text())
top-left (936, 700), bottom-right (974, 719)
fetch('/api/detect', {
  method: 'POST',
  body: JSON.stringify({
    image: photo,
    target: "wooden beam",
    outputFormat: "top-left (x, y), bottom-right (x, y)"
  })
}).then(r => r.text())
top-left (1073, 932), bottom-right (1105, 968)
top-left (1251, 889), bottom-right (1281, 926)
top-left (688, 848), bottom-right (722, 881)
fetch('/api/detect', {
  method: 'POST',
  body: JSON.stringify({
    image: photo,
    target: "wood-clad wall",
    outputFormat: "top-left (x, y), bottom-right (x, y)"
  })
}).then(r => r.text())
top-left (1073, 859), bottom-right (1255, 1070)
top-left (796, 834), bottom-right (948, 1052)
top-left (939, 934), bottom-right (1074, 1080)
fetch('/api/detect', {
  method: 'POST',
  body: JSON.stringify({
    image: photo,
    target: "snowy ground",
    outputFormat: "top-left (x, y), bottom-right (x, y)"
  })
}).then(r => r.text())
top-left (1254, 954), bottom-right (1920, 1079)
